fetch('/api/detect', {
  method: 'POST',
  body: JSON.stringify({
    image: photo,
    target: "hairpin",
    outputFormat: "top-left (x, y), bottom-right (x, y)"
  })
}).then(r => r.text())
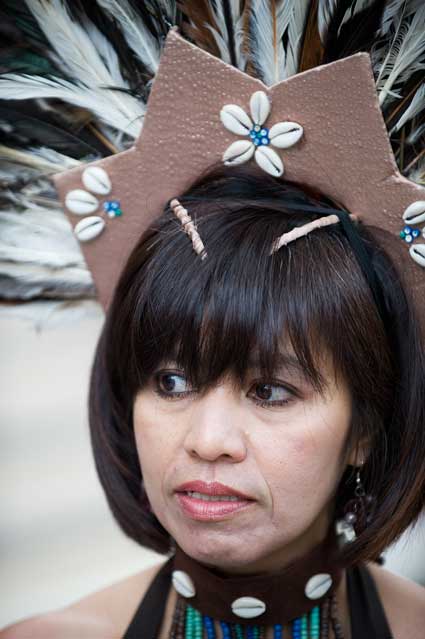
top-left (170, 198), bottom-right (207, 261)
top-left (270, 214), bottom-right (360, 255)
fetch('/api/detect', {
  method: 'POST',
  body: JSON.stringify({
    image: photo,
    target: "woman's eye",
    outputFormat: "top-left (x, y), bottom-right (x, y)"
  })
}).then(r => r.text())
top-left (153, 372), bottom-right (294, 408)
top-left (248, 382), bottom-right (294, 408)
top-left (154, 372), bottom-right (193, 400)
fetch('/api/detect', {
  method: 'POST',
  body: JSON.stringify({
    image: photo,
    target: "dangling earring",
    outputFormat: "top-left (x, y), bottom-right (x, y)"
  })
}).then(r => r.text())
top-left (336, 462), bottom-right (376, 544)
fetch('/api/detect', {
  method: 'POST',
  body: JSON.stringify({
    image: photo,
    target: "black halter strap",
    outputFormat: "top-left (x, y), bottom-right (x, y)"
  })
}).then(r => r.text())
top-left (122, 555), bottom-right (174, 639)
top-left (347, 564), bottom-right (393, 638)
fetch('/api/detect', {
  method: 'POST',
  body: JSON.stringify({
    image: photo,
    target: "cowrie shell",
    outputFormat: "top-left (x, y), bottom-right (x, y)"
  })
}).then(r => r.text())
top-left (223, 139), bottom-right (255, 165)
top-left (171, 570), bottom-right (196, 598)
top-left (269, 122), bottom-right (303, 149)
top-left (82, 166), bottom-right (111, 195)
top-left (402, 201), bottom-right (425, 225)
top-left (305, 573), bottom-right (333, 600)
top-left (409, 243), bottom-right (425, 268)
top-left (220, 105), bottom-right (253, 136)
top-left (250, 91), bottom-right (270, 125)
top-left (65, 189), bottom-right (99, 215)
top-left (231, 596), bottom-right (266, 619)
top-left (255, 145), bottom-right (284, 177)
top-left (74, 216), bottom-right (105, 242)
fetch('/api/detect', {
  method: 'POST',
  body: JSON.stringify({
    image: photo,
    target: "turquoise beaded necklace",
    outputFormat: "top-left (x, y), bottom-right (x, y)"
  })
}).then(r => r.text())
top-left (170, 591), bottom-right (343, 638)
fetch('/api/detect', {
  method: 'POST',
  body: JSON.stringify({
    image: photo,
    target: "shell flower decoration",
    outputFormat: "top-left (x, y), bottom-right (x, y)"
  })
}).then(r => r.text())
top-left (64, 166), bottom-right (123, 243)
top-left (401, 200), bottom-right (425, 268)
top-left (220, 90), bottom-right (303, 177)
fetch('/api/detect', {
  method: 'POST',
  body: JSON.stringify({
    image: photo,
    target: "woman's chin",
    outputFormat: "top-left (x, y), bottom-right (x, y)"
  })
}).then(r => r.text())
top-left (174, 533), bottom-right (269, 572)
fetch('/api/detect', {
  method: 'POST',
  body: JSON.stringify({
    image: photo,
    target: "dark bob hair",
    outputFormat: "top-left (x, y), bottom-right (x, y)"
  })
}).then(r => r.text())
top-left (88, 161), bottom-right (425, 566)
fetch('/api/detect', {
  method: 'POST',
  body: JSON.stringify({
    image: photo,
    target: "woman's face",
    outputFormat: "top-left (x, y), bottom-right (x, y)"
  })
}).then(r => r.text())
top-left (133, 347), bottom-right (353, 573)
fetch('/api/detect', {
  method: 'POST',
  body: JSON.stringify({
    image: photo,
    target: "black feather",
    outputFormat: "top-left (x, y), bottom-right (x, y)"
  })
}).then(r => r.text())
top-left (0, 100), bottom-right (112, 158)
top-left (323, 0), bottom-right (388, 63)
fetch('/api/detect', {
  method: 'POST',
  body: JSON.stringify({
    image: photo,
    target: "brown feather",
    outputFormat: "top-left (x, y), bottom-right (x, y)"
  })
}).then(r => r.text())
top-left (177, 0), bottom-right (221, 58)
top-left (241, 0), bottom-right (258, 80)
top-left (298, 0), bottom-right (324, 72)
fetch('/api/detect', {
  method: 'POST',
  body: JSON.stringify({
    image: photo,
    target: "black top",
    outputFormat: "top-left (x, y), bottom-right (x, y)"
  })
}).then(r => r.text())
top-left (122, 558), bottom-right (393, 639)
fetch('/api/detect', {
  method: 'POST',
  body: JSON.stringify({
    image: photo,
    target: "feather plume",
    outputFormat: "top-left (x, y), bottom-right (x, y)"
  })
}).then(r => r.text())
top-left (285, 1), bottom-right (310, 77)
top-left (203, 0), bottom-right (248, 70)
top-left (390, 82), bottom-right (425, 133)
top-left (0, 205), bottom-right (94, 302)
top-left (298, 0), bottom-right (324, 72)
top-left (317, 0), bottom-right (339, 44)
top-left (376, 4), bottom-right (425, 105)
top-left (95, 0), bottom-right (164, 74)
top-left (0, 73), bottom-right (143, 138)
top-left (246, 0), bottom-right (292, 85)
top-left (178, 0), bottom-right (222, 58)
top-left (378, 0), bottom-right (422, 36)
top-left (0, 0), bottom-right (424, 326)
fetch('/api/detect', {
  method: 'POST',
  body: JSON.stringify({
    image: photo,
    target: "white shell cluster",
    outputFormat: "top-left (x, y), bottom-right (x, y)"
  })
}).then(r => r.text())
top-left (172, 570), bottom-right (196, 598)
top-left (65, 166), bottom-right (112, 242)
top-left (304, 573), bottom-right (333, 600)
top-left (220, 90), bottom-right (303, 177)
top-left (402, 200), bottom-right (425, 268)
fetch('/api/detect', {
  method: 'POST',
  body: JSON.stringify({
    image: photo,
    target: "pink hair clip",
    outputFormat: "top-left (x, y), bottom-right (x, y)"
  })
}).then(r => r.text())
top-left (270, 213), bottom-right (360, 255)
top-left (170, 198), bottom-right (207, 261)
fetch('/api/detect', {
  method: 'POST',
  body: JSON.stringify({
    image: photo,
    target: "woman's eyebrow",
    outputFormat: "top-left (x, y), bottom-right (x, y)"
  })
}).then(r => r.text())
top-left (247, 353), bottom-right (310, 378)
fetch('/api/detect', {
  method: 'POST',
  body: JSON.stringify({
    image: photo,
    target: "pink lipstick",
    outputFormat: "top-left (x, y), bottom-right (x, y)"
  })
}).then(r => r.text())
top-left (174, 480), bottom-right (255, 521)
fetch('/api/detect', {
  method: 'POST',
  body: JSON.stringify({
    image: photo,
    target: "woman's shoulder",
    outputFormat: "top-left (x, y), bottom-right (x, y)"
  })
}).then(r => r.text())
top-left (365, 560), bottom-right (425, 638)
top-left (0, 559), bottom-right (169, 639)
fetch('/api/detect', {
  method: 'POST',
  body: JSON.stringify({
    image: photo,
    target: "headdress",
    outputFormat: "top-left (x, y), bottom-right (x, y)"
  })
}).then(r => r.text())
top-left (1, 1), bottom-right (424, 332)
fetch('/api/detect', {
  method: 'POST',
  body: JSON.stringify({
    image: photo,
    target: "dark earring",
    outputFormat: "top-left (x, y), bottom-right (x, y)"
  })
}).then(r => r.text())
top-left (336, 462), bottom-right (376, 544)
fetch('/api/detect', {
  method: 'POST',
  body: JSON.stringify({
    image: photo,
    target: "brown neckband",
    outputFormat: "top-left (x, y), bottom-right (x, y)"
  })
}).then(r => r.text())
top-left (171, 524), bottom-right (345, 625)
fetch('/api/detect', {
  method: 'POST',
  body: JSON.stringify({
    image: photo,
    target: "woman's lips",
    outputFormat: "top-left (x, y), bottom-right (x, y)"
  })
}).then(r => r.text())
top-left (176, 492), bottom-right (254, 521)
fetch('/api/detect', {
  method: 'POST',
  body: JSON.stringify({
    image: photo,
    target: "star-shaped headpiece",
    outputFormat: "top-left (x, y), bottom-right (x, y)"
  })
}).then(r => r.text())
top-left (53, 27), bottom-right (425, 330)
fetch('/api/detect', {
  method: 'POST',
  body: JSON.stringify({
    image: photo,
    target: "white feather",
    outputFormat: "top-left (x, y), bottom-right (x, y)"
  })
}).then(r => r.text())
top-left (0, 206), bottom-right (94, 305)
top-left (24, 0), bottom-right (145, 137)
top-left (377, 5), bottom-right (425, 106)
top-left (248, 0), bottom-right (290, 86)
top-left (390, 83), bottom-right (424, 133)
top-left (378, 0), bottom-right (422, 36)
top-left (96, 0), bottom-right (162, 73)
top-left (407, 121), bottom-right (425, 145)
top-left (0, 74), bottom-right (143, 138)
top-left (408, 155), bottom-right (425, 185)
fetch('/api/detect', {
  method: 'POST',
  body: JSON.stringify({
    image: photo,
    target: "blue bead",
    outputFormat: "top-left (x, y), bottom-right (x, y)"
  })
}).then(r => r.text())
top-left (254, 139), bottom-right (261, 145)
top-left (261, 137), bottom-right (269, 144)
top-left (405, 234), bottom-right (413, 243)
top-left (413, 229), bottom-right (421, 237)
top-left (250, 131), bottom-right (257, 138)
top-left (260, 128), bottom-right (268, 136)
top-left (403, 225), bottom-right (413, 234)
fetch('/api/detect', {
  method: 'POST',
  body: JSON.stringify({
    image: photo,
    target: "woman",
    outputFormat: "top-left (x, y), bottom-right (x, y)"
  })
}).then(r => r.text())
top-left (1, 2), bottom-right (425, 638)
top-left (3, 163), bottom-right (425, 638)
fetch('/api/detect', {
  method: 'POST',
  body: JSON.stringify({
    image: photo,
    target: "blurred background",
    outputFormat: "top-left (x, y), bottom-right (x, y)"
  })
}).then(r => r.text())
top-left (1, 303), bottom-right (425, 629)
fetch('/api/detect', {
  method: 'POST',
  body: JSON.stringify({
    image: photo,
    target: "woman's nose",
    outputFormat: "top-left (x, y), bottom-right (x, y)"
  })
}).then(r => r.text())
top-left (183, 384), bottom-right (247, 463)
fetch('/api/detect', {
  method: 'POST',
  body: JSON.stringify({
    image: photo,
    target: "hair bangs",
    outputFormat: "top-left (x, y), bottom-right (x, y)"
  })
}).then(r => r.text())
top-left (124, 206), bottom-right (347, 402)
